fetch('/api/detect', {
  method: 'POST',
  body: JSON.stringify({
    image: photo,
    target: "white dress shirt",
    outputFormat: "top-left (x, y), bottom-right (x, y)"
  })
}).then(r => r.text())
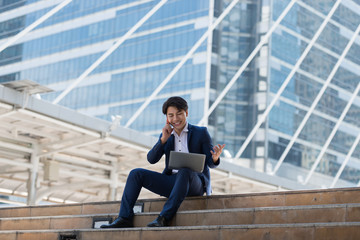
top-left (172, 122), bottom-right (189, 174)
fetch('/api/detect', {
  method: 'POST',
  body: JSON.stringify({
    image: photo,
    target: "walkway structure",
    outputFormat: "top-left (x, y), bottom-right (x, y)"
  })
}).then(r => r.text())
top-left (2, 80), bottom-right (357, 206)
top-left (0, 82), bottom-right (291, 206)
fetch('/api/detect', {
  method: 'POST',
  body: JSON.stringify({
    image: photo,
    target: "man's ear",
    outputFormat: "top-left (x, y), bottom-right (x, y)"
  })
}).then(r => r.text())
top-left (185, 110), bottom-right (188, 117)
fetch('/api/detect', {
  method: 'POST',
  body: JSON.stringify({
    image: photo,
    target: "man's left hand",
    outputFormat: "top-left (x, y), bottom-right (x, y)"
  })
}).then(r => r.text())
top-left (211, 144), bottom-right (225, 163)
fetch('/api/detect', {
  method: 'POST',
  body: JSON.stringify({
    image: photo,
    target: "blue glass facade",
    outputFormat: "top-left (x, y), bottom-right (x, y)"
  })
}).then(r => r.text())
top-left (0, 0), bottom-right (359, 188)
top-left (265, 0), bottom-right (360, 185)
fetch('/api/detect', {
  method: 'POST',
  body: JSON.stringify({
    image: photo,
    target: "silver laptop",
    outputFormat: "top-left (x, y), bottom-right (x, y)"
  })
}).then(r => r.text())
top-left (169, 151), bottom-right (206, 173)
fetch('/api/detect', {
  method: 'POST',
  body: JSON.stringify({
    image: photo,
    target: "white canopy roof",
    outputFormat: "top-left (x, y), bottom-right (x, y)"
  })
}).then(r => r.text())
top-left (0, 82), bottom-right (281, 206)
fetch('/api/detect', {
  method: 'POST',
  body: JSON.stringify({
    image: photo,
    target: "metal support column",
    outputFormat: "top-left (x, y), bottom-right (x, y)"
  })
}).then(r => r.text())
top-left (107, 161), bottom-right (119, 201)
top-left (27, 144), bottom-right (39, 205)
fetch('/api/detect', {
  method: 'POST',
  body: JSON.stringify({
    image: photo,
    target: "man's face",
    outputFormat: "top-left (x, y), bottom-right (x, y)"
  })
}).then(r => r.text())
top-left (166, 106), bottom-right (188, 133)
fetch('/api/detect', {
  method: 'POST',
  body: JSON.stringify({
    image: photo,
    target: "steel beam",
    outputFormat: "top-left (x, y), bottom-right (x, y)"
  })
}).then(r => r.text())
top-left (330, 132), bottom-right (360, 188)
top-left (0, 0), bottom-right (73, 53)
top-left (203, 0), bottom-right (215, 127)
top-left (53, 0), bottom-right (168, 104)
top-left (272, 23), bottom-right (360, 175)
top-left (125, 0), bottom-right (241, 128)
top-left (38, 138), bottom-right (102, 157)
top-left (198, 0), bottom-right (298, 126)
top-left (35, 181), bottom-right (101, 204)
top-left (233, 0), bottom-right (342, 160)
top-left (304, 81), bottom-right (360, 185)
top-left (0, 157), bottom-right (32, 168)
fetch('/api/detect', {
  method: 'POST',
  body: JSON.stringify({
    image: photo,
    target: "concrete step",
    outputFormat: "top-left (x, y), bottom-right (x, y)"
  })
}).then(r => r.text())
top-left (1, 203), bottom-right (359, 230)
top-left (0, 222), bottom-right (359, 240)
top-left (1, 187), bottom-right (360, 218)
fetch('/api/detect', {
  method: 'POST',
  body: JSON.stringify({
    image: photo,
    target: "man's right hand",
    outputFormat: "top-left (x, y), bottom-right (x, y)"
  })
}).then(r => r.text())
top-left (160, 120), bottom-right (172, 144)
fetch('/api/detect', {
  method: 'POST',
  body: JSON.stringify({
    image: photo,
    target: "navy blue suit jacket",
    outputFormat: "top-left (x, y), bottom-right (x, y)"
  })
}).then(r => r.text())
top-left (147, 123), bottom-right (220, 195)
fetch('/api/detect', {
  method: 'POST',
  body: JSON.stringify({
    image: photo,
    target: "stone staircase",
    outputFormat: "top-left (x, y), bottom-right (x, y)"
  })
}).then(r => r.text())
top-left (1, 187), bottom-right (360, 239)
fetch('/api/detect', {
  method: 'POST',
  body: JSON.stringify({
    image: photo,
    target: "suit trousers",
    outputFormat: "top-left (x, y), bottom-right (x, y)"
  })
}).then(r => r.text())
top-left (119, 168), bottom-right (204, 220)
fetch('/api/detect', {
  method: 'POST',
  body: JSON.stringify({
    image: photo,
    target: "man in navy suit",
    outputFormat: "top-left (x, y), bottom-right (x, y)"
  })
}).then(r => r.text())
top-left (101, 96), bottom-right (225, 228)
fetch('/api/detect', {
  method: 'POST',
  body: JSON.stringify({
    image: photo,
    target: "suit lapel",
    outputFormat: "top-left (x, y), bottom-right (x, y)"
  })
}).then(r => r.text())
top-left (169, 134), bottom-right (175, 151)
top-left (187, 123), bottom-right (193, 152)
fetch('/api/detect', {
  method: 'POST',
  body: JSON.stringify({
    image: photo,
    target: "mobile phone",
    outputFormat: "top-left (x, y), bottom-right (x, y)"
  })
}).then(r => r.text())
top-left (167, 119), bottom-right (173, 128)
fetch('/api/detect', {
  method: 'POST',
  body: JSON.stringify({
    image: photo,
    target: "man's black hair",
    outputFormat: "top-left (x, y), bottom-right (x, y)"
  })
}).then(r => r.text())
top-left (162, 96), bottom-right (188, 114)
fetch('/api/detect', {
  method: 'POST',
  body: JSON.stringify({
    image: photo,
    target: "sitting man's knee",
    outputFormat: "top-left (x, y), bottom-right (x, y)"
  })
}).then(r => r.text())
top-left (128, 168), bottom-right (145, 178)
top-left (177, 168), bottom-right (194, 177)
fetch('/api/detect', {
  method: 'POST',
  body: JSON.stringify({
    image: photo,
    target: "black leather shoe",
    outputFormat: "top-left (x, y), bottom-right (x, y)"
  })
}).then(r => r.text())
top-left (100, 217), bottom-right (133, 228)
top-left (147, 215), bottom-right (169, 227)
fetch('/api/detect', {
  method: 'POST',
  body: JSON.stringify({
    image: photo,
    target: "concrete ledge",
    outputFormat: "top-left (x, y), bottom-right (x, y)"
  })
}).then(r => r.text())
top-left (0, 222), bottom-right (360, 240)
top-left (1, 203), bottom-right (359, 230)
top-left (1, 187), bottom-right (360, 218)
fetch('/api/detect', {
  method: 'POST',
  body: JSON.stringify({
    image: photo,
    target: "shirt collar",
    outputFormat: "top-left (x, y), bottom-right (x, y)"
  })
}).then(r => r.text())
top-left (171, 121), bottom-right (189, 135)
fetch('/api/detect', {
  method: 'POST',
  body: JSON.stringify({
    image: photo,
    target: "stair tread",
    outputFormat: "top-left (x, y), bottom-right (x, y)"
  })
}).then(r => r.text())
top-left (1, 221), bottom-right (360, 232)
top-left (2, 202), bottom-right (359, 220)
top-left (1, 224), bottom-right (359, 240)
top-left (0, 203), bottom-right (358, 231)
top-left (2, 187), bottom-right (360, 219)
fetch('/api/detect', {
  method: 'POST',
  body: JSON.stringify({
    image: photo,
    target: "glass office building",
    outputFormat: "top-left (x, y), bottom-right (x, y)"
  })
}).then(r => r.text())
top-left (0, 0), bottom-right (359, 188)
